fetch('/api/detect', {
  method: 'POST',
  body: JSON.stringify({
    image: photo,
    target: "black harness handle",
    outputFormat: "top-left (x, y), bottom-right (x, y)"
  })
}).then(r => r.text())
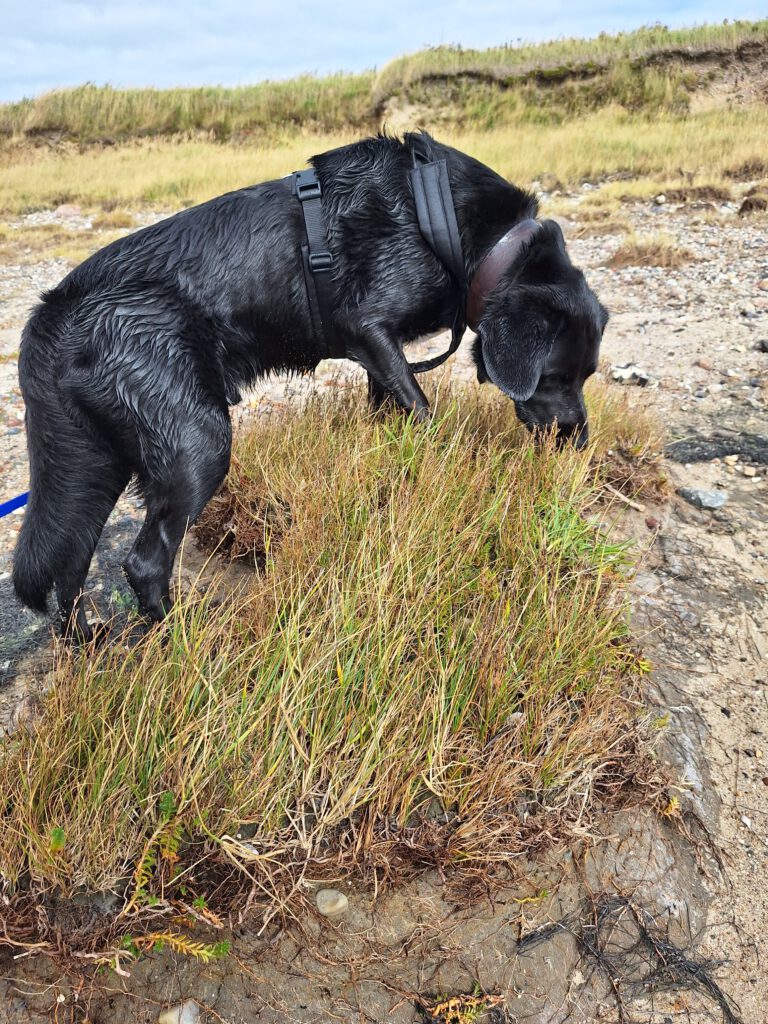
top-left (407, 146), bottom-right (468, 374)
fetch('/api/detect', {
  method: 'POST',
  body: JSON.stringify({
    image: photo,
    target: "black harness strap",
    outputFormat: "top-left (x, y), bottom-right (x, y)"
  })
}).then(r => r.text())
top-left (408, 147), bottom-right (468, 374)
top-left (287, 153), bottom-right (468, 372)
top-left (288, 168), bottom-right (345, 359)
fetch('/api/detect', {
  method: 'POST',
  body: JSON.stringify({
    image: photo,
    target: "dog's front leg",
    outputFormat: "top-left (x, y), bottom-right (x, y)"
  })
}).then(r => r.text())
top-left (349, 330), bottom-right (430, 420)
top-left (366, 373), bottom-right (394, 413)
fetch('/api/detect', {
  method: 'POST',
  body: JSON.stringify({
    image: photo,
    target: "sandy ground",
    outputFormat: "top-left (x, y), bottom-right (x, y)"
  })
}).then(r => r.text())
top-left (0, 192), bottom-right (767, 1023)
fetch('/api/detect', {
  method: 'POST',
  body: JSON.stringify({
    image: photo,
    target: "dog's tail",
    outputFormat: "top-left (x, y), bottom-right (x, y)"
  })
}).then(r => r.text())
top-left (12, 307), bottom-right (80, 612)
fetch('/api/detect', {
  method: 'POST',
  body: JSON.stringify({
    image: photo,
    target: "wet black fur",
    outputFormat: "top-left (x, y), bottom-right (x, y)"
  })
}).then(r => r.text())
top-left (13, 131), bottom-right (607, 639)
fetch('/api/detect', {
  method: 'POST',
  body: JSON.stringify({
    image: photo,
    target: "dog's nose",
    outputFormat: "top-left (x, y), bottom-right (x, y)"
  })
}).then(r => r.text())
top-left (556, 422), bottom-right (589, 450)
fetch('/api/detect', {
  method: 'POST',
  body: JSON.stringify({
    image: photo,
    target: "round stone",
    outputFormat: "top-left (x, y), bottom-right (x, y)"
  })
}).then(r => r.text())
top-left (315, 888), bottom-right (349, 916)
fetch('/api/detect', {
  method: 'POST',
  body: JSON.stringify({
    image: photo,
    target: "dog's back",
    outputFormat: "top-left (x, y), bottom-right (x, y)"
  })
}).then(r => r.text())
top-left (13, 181), bottom-right (314, 634)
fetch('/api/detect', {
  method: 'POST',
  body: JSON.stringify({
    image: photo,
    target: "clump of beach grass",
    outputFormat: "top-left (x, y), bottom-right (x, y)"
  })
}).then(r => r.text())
top-left (0, 383), bottom-right (665, 950)
top-left (603, 230), bottom-right (694, 269)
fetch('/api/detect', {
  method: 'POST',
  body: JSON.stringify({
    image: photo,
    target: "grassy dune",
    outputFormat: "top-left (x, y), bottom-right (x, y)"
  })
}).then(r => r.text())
top-left (0, 76), bottom-right (374, 145)
top-left (372, 19), bottom-right (768, 101)
top-left (0, 20), bottom-right (765, 145)
top-left (0, 386), bottom-right (664, 933)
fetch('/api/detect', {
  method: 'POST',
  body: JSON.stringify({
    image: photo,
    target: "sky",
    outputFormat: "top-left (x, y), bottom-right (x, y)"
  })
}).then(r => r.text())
top-left (2, 1), bottom-right (766, 103)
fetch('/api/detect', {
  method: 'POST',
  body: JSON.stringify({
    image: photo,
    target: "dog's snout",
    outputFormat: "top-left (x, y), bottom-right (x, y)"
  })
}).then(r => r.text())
top-left (556, 421), bottom-right (589, 451)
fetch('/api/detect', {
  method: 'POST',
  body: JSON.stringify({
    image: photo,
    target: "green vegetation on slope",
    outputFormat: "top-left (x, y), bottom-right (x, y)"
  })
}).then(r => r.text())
top-left (0, 19), bottom-right (765, 144)
top-left (0, 75), bottom-right (374, 145)
top-left (372, 19), bottom-right (768, 101)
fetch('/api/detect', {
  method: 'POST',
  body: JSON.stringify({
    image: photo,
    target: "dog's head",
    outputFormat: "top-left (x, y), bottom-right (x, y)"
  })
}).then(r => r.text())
top-left (472, 220), bottom-right (607, 449)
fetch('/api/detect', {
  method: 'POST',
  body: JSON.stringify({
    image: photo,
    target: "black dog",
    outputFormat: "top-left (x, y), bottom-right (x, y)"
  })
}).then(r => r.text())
top-left (13, 132), bottom-right (607, 639)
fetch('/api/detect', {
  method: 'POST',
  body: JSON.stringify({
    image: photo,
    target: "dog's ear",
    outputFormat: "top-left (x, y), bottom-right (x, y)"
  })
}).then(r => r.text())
top-left (478, 291), bottom-right (560, 402)
top-left (598, 302), bottom-right (610, 332)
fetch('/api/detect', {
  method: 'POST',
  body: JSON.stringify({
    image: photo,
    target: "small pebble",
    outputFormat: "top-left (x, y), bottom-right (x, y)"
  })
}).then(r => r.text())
top-left (695, 357), bottom-right (713, 370)
top-left (724, 454), bottom-right (739, 465)
top-left (742, 466), bottom-right (756, 478)
top-left (315, 888), bottom-right (349, 916)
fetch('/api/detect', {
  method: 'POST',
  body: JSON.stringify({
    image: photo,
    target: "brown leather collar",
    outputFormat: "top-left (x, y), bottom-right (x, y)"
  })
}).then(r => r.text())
top-left (466, 218), bottom-right (540, 330)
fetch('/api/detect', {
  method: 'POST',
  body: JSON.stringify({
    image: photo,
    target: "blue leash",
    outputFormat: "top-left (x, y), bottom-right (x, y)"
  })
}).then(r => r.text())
top-left (0, 491), bottom-right (29, 519)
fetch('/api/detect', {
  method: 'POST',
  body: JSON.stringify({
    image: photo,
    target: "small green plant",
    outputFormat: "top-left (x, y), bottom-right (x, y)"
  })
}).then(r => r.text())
top-left (115, 932), bottom-right (230, 970)
top-left (49, 827), bottom-right (65, 854)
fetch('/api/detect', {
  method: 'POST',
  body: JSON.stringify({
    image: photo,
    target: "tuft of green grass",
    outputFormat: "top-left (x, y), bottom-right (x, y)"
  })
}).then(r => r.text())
top-left (0, 384), bottom-right (664, 938)
top-left (92, 210), bottom-right (134, 229)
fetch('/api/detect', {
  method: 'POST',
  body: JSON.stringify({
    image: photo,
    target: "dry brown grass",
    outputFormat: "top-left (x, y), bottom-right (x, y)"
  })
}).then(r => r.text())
top-left (1, 102), bottom-right (767, 214)
top-left (661, 184), bottom-right (732, 203)
top-left (92, 210), bottom-right (135, 229)
top-left (738, 184), bottom-right (768, 215)
top-left (571, 218), bottom-right (631, 239)
top-left (603, 231), bottom-right (694, 269)
top-left (0, 221), bottom-right (129, 265)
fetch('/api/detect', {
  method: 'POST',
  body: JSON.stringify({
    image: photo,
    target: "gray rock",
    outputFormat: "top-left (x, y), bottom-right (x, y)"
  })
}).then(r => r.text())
top-left (677, 488), bottom-right (729, 511)
top-left (315, 887), bottom-right (349, 916)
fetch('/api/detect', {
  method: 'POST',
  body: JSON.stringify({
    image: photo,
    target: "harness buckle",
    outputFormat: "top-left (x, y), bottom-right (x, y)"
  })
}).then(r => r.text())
top-left (309, 251), bottom-right (333, 272)
top-left (294, 174), bottom-right (322, 202)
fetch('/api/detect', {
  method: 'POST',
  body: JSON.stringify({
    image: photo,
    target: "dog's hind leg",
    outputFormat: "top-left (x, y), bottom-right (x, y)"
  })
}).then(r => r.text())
top-left (123, 406), bottom-right (231, 622)
top-left (14, 385), bottom-right (131, 642)
top-left (54, 455), bottom-right (131, 641)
